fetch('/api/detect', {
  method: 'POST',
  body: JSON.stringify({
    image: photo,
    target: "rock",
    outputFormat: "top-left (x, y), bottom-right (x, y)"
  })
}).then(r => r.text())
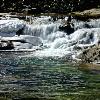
top-left (59, 24), bottom-right (74, 35)
top-left (71, 8), bottom-right (100, 20)
top-left (0, 40), bottom-right (14, 50)
top-left (16, 25), bottom-right (25, 36)
top-left (78, 45), bottom-right (100, 63)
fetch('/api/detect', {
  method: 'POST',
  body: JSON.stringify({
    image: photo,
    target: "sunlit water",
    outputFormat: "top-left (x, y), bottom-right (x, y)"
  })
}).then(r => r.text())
top-left (0, 52), bottom-right (100, 100)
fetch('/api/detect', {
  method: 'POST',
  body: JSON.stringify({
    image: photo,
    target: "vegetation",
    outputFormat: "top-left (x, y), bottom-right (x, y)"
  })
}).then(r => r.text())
top-left (0, 0), bottom-right (100, 14)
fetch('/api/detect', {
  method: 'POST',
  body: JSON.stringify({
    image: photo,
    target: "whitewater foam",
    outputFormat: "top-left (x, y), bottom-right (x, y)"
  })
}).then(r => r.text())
top-left (0, 16), bottom-right (100, 58)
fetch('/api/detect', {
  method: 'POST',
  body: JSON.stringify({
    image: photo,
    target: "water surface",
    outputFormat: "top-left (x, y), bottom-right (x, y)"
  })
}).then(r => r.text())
top-left (0, 52), bottom-right (100, 100)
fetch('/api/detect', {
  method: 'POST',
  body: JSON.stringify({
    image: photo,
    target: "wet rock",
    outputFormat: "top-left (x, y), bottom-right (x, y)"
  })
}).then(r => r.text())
top-left (16, 25), bottom-right (25, 36)
top-left (59, 24), bottom-right (74, 35)
top-left (78, 44), bottom-right (100, 63)
top-left (0, 40), bottom-right (14, 50)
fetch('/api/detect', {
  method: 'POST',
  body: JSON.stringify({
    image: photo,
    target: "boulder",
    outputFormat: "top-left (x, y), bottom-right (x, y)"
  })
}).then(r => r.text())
top-left (78, 45), bottom-right (100, 63)
top-left (59, 24), bottom-right (74, 35)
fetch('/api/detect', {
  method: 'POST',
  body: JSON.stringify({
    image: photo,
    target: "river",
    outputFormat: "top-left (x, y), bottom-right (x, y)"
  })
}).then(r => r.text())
top-left (0, 15), bottom-right (100, 100)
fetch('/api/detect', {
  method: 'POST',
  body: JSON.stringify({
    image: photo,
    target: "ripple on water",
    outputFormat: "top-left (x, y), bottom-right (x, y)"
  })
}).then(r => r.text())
top-left (0, 52), bottom-right (100, 100)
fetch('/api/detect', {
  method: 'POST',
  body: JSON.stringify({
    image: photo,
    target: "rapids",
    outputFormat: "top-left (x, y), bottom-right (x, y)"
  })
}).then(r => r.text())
top-left (0, 16), bottom-right (100, 58)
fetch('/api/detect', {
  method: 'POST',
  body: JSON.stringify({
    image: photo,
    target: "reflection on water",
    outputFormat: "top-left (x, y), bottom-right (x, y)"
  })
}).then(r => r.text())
top-left (0, 52), bottom-right (100, 100)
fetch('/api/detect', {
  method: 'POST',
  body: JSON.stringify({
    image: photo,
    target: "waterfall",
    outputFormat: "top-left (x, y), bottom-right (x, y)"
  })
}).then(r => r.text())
top-left (0, 16), bottom-right (100, 57)
top-left (0, 19), bottom-right (25, 37)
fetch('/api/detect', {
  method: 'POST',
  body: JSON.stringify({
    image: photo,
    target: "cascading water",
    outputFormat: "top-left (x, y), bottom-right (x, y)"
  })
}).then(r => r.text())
top-left (23, 17), bottom-right (100, 57)
top-left (0, 16), bottom-right (100, 58)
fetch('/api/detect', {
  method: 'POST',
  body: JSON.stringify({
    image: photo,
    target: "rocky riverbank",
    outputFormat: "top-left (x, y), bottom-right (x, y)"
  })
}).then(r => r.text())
top-left (70, 9), bottom-right (100, 66)
top-left (71, 8), bottom-right (100, 20)
top-left (77, 44), bottom-right (100, 70)
top-left (0, 8), bottom-right (100, 21)
top-left (78, 44), bottom-right (100, 63)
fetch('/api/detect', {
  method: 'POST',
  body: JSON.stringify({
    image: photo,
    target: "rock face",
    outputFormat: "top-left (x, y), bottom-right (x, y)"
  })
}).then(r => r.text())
top-left (78, 45), bottom-right (100, 63)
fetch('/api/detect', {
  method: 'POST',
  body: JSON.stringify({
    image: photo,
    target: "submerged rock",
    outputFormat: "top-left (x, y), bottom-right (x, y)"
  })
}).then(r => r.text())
top-left (79, 63), bottom-right (100, 71)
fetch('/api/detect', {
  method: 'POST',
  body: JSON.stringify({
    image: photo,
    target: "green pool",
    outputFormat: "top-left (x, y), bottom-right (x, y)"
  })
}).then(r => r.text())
top-left (0, 52), bottom-right (100, 100)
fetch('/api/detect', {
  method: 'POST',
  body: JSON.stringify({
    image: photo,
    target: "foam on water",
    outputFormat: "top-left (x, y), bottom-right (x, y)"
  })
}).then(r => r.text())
top-left (0, 16), bottom-right (100, 58)
top-left (0, 19), bottom-right (25, 37)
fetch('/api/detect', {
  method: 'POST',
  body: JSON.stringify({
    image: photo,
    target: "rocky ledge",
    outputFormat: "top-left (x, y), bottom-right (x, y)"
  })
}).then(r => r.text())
top-left (71, 8), bottom-right (100, 20)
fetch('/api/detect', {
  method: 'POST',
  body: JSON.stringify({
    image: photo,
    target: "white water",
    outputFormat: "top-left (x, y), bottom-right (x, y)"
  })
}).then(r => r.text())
top-left (0, 16), bottom-right (100, 58)
top-left (0, 19), bottom-right (25, 37)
